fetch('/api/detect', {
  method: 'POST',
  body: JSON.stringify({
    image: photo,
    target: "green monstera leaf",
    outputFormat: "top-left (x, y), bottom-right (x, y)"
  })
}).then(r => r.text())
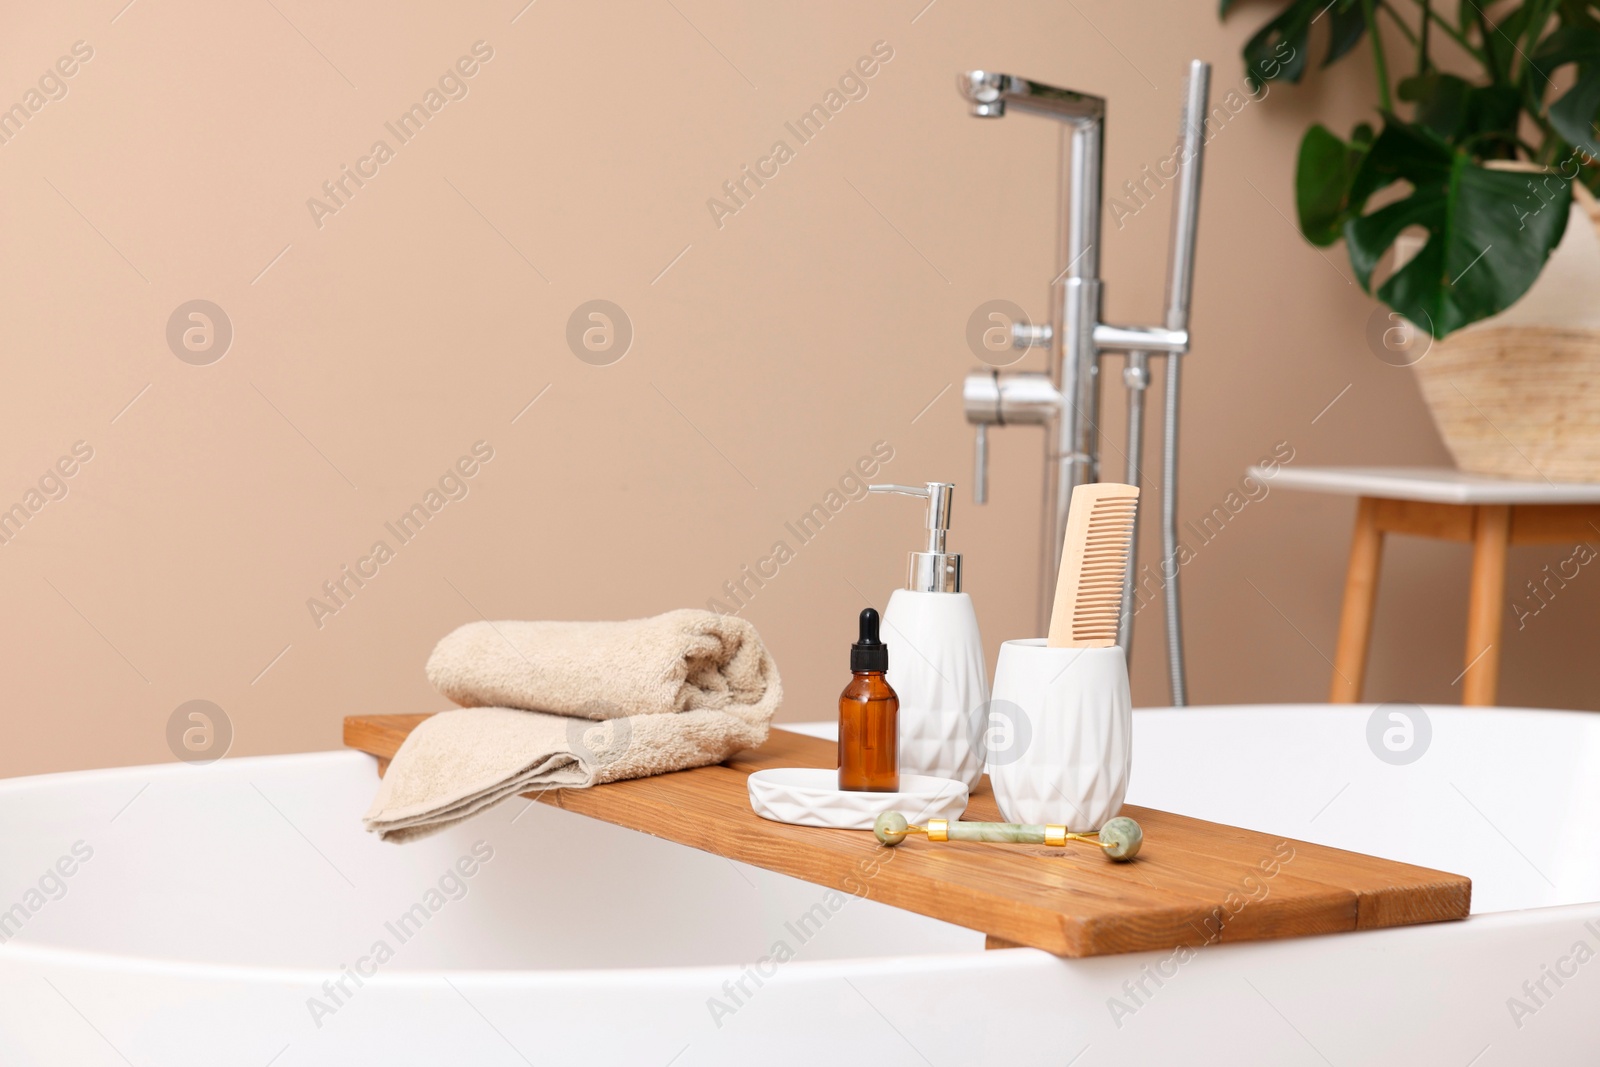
top-left (1339, 120), bottom-right (1571, 336)
top-left (1221, 0), bottom-right (1367, 88)
top-left (1223, 0), bottom-right (1595, 340)
top-left (1536, 25), bottom-right (1600, 158)
top-left (1296, 122), bottom-right (1375, 245)
top-left (1396, 72), bottom-right (1520, 149)
top-left (1323, 0), bottom-right (1370, 67)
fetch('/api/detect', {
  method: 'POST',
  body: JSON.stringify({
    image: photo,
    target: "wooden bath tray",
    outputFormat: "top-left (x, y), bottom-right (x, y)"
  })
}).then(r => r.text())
top-left (344, 716), bottom-right (1470, 957)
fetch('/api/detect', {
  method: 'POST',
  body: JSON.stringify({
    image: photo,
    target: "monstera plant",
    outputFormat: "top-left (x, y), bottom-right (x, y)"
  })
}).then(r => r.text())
top-left (1221, 0), bottom-right (1600, 338)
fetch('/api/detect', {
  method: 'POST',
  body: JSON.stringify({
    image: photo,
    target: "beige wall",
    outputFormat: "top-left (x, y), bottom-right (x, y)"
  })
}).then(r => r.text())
top-left (3, 1), bottom-right (1595, 778)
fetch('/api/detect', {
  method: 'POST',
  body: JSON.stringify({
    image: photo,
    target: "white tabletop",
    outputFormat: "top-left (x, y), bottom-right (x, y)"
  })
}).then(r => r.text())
top-left (1248, 466), bottom-right (1600, 505)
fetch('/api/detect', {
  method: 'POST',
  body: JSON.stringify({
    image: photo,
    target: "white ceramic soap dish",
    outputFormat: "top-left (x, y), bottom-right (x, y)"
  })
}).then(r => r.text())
top-left (747, 768), bottom-right (968, 830)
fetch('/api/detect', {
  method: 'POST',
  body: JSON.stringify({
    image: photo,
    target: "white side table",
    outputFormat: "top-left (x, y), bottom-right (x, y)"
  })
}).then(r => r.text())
top-left (1247, 466), bottom-right (1600, 706)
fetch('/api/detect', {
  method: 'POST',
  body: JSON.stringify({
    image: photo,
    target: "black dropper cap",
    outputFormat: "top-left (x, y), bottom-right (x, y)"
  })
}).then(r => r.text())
top-left (851, 608), bottom-right (888, 672)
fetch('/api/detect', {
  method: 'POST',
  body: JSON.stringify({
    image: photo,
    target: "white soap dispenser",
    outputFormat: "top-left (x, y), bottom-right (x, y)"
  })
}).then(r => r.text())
top-left (867, 481), bottom-right (990, 789)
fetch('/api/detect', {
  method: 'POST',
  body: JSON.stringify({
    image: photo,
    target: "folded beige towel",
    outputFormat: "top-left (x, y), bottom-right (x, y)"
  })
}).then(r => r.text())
top-left (363, 609), bottom-right (781, 842)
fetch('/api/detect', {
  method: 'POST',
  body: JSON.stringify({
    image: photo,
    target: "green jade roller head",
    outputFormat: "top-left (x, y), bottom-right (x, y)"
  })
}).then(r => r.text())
top-left (873, 811), bottom-right (1143, 861)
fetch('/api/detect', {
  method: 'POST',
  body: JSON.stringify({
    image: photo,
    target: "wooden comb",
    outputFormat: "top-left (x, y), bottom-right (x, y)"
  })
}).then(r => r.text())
top-left (1046, 482), bottom-right (1140, 648)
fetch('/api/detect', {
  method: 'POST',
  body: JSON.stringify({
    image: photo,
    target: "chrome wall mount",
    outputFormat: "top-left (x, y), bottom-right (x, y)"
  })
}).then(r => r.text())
top-left (958, 61), bottom-right (1210, 705)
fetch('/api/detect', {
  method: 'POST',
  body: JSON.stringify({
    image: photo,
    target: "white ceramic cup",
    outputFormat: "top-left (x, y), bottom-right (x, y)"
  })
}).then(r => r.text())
top-left (985, 639), bottom-right (1132, 831)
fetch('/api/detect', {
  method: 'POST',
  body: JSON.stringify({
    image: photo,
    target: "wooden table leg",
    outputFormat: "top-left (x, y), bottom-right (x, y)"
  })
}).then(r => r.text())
top-left (1463, 504), bottom-right (1511, 707)
top-left (1331, 497), bottom-right (1384, 703)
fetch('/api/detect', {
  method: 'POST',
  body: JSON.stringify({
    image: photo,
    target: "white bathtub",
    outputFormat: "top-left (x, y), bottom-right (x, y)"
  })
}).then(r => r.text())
top-left (0, 704), bottom-right (1596, 1065)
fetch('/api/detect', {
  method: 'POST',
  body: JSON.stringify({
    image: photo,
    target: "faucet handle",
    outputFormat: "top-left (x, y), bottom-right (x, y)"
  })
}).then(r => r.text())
top-left (1011, 322), bottom-right (1053, 349)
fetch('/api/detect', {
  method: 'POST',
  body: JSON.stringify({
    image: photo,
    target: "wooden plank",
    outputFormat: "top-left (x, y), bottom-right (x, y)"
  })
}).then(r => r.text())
top-left (1510, 503), bottom-right (1600, 545)
top-left (1376, 495), bottom-right (1472, 537)
top-left (1120, 806), bottom-right (1470, 929)
top-left (1372, 497), bottom-right (1476, 541)
top-left (344, 715), bottom-right (1471, 957)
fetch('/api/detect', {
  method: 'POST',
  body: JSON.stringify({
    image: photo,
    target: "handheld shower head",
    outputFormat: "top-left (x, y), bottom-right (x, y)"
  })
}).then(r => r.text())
top-left (957, 71), bottom-right (1104, 123)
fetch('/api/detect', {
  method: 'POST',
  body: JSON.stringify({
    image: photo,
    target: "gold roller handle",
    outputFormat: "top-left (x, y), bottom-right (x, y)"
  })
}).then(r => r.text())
top-left (874, 812), bottom-right (1143, 861)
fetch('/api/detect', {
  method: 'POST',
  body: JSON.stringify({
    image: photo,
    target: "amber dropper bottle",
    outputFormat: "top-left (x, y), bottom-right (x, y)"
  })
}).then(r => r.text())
top-left (839, 608), bottom-right (899, 792)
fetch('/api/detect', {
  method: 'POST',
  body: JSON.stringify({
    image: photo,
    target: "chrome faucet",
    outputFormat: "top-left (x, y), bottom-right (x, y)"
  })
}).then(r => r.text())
top-left (959, 61), bottom-right (1210, 705)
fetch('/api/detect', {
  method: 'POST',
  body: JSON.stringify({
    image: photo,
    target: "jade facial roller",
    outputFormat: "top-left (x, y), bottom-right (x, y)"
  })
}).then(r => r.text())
top-left (874, 811), bottom-right (1143, 861)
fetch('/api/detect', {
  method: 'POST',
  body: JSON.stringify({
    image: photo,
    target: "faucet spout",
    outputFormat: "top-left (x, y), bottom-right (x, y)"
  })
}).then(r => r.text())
top-left (957, 71), bottom-right (1105, 122)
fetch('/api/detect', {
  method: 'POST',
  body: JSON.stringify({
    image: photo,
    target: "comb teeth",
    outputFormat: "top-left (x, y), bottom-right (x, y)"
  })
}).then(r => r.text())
top-left (1046, 483), bottom-right (1140, 649)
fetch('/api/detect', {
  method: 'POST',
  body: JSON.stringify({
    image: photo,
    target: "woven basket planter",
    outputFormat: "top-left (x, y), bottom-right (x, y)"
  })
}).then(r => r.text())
top-left (1404, 179), bottom-right (1600, 483)
top-left (1413, 325), bottom-right (1600, 481)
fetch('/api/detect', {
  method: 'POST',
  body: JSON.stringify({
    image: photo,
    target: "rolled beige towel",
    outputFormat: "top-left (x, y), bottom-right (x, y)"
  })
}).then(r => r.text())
top-left (363, 610), bottom-right (782, 842)
top-left (425, 608), bottom-right (779, 720)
